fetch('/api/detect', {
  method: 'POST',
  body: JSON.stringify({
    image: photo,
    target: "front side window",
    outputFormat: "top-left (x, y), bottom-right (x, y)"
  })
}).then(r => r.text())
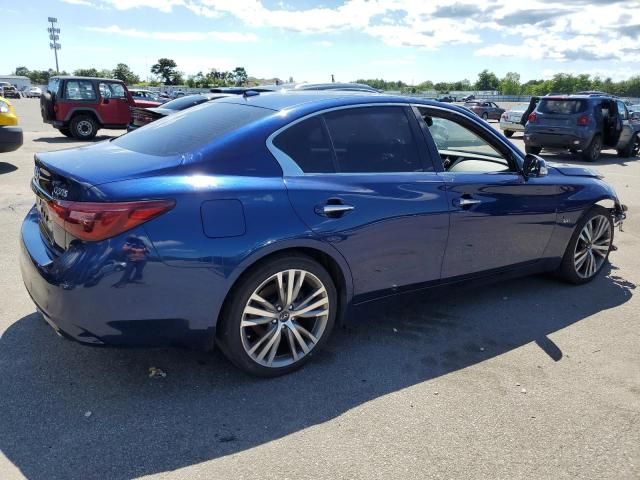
top-left (417, 107), bottom-right (512, 173)
top-left (323, 106), bottom-right (424, 173)
top-left (99, 82), bottom-right (126, 99)
top-left (64, 80), bottom-right (96, 100)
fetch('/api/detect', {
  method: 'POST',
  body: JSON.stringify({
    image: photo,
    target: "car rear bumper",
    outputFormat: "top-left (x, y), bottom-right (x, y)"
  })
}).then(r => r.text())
top-left (0, 125), bottom-right (23, 153)
top-left (499, 120), bottom-right (524, 132)
top-left (524, 131), bottom-right (590, 149)
top-left (20, 207), bottom-right (218, 350)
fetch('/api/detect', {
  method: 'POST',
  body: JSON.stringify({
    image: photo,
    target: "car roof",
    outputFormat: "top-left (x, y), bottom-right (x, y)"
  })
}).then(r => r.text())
top-left (51, 76), bottom-right (125, 83)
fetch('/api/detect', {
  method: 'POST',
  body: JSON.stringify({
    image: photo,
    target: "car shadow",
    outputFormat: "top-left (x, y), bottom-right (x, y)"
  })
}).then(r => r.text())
top-left (0, 162), bottom-right (18, 175)
top-left (32, 135), bottom-right (116, 144)
top-left (0, 268), bottom-right (634, 479)
top-left (541, 150), bottom-right (634, 166)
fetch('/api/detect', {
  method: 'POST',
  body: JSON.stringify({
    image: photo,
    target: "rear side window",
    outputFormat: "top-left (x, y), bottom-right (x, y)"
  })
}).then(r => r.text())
top-left (538, 99), bottom-right (587, 114)
top-left (272, 117), bottom-right (335, 173)
top-left (324, 106), bottom-right (423, 173)
top-left (113, 102), bottom-right (271, 156)
top-left (47, 78), bottom-right (60, 95)
top-left (64, 80), bottom-right (96, 100)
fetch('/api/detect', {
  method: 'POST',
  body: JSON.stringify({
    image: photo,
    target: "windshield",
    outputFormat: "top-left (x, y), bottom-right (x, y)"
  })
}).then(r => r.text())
top-left (113, 102), bottom-right (271, 156)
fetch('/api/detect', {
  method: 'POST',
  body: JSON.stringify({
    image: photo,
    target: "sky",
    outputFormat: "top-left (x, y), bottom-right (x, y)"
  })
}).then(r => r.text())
top-left (1, 0), bottom-right (640, 84)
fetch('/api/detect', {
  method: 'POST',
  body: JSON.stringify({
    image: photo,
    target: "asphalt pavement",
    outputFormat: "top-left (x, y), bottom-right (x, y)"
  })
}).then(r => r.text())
top-left (0, 99), bottom-right (638, 480)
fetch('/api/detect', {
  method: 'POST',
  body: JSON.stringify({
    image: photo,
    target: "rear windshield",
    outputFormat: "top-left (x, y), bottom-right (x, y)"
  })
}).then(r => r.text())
top-left (113, 102), bottom-right (271, 156)
top-left (161, 94), bottom-right (210, 111)
top-left (538, 99), bottom-right (587, 114)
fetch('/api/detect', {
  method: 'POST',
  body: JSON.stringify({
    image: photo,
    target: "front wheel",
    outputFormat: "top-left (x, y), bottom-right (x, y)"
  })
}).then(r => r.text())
top-left (557, 206), bottom-right (613, 284)
top-left (482, 112), bottom-right (489, 120)
top-left (217, 254), bottom-right (337, 377)
top-left (617, 134), bottom-right (640, 158)
top-left (58, 127), bottom-right (73, 138)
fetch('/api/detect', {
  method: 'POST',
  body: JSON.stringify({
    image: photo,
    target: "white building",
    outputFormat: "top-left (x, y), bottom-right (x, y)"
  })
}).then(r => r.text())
top-left (0, 75), bottom-right (31, 90)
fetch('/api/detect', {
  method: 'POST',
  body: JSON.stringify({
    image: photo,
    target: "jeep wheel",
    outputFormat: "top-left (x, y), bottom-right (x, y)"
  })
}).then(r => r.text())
top-left (71, 115), bottom-right (98, 140)
top-left (581, 135), bottom-right (602, 162)
top-left (58, 128), bottom-right (73, 138)
top-left (617, 134), bottom-right (640, 158)
top-left (525, 145), bottom-right (542, 155)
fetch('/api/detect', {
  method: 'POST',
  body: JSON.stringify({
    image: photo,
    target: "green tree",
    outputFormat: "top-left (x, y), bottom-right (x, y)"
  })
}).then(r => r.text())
top-left (500, 72), bottom-right (521, 95)
top-left (14, 66), bottom-right (29, 77)
top-left (475, 69), bottom-right (500, 91)
top-left (150, 58), bottom-right (178, 85)
top-left (231, 67), bottom-right (248, 86)
top-left (112, 63), bottom-right (140, 84)
top-left (73, 68), bottom-right (99, 77)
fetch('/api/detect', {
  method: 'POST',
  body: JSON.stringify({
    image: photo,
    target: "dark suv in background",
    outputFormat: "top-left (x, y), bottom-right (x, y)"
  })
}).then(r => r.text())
top-left (524, 94), bottom-right (640, 161)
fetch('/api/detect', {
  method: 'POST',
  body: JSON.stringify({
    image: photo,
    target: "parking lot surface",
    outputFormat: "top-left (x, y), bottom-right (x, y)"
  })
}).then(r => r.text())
top-left (0, 100), bottom-right (638, 480)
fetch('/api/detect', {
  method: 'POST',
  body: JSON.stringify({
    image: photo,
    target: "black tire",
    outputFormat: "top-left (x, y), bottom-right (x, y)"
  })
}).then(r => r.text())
top-left (217, 254), bottom-right (338, 377)
top-left (581, 135), bottom-right (602, 162)
top-left (525, 145), bottom-right (542, 155)
top-left (58, 128), bottom-right (73, 138)
top-left (39, 92), bottom-right (54, 121)
top-left (70, 115), bottom-right (98, 140)
top-left (504, 130), bottom-right (514, 138)
top-left (617, 134), bottom-right (640, 158)
top-left (557, 206), bottom-right (613, 285)
top-left (482, 112), bottom-right (489, 120)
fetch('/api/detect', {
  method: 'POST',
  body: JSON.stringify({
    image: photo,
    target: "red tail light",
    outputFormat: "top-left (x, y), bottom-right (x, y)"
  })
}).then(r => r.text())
top-left (46, 199), bottom-right (175, 241)
top-left (528, 112), bottom-right (537, 123)
top-left (577, 115), bottom-right (590, 126)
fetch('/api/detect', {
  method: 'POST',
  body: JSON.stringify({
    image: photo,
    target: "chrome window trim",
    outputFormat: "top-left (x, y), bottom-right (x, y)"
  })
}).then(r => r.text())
top-left (266, 101), bottom-right (525, 176)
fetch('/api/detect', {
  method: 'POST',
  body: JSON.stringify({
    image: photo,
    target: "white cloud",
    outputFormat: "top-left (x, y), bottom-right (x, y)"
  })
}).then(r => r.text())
top-left (85, 25), bottom-right (257, 42)
top-left (62, 0), bottom-right (94, 5)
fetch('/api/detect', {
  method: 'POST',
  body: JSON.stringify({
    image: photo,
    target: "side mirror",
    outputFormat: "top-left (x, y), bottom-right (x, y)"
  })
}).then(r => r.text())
top-left (523, 154), bottom-right (547, 179)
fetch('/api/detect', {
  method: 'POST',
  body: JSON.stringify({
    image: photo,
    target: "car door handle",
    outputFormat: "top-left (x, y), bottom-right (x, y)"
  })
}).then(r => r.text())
top-left (454, 197), bottom-right (481, 208)
top-left (315, 203), bottom-right (355, 218)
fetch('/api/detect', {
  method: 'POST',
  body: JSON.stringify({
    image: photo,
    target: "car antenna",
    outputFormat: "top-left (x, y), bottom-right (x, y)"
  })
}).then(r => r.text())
top-left (243, 90), bottom-right (260, 98)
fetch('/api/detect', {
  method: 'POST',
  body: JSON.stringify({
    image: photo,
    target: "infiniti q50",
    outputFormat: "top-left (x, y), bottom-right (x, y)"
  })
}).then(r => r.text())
top-left (20, 92), bottom-right (626, 376)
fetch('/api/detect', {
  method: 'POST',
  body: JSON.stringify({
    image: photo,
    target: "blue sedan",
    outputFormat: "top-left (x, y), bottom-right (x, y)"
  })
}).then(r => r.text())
top-left (20, 92), bottom-right (626, 376)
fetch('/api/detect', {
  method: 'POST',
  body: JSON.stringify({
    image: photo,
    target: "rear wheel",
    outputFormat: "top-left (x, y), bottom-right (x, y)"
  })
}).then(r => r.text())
top-left (217, 254), bottom-right (337, 377)
top-left (525, 145), bottom-right (542, 155)
top-left (504, 130), bottom-right (514, 138)
top-left (557, 206), bottom-right (613, 284)
top-left (71, 115), bottom-right (98, 140)
top-left (617, 134), bottom-right (640, 158)
top-left (581, 135), bottom-right (602, 162)
top-left (58, 128), bottom-right (73, 138)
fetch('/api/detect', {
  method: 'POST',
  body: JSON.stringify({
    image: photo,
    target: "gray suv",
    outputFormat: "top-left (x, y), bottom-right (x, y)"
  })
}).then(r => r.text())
top-left (524, 94), bottom-right (640, 161)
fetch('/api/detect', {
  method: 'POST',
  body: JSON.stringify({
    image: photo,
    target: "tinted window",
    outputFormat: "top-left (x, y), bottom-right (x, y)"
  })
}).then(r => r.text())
top-left (273, 117), bottom-right (335, 173)
top-left (114, 102), bottom-right (271, 156)
top-left (161, 95), bottom-right (210, 111)
top-left (538, 99), bottom-right (587, 114)
top-left (324, 107), bottom-right (423, 173)
top-left (64, 80), bottom-right (95, 100)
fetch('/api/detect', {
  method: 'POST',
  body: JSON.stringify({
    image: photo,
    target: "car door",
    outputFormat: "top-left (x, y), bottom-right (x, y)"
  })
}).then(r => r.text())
top-left (271, 105), bottom-right (450, 299)
top-left (615, 100), bottom-right (633, 149)
top-left (414, 105), bottom-right (562, 279)
top-left (490, 102), bottom-right (503, 120)
top-left (98, 82), bottom-right (130, 125)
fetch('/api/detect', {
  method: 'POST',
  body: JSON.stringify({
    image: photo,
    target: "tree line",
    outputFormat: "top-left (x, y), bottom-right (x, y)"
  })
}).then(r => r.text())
top-left (357, 70), bottom-right (640, 97)
top-left (13, 63), bottom-right (640, 97)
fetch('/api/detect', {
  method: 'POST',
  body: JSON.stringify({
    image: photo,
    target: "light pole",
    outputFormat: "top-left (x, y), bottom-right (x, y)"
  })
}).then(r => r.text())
top-left (48, 17), bottom-right (61, 73)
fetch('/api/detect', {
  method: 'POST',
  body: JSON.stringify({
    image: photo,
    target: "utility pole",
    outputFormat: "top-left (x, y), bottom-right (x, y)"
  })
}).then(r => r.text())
top-left (331, 74), bottom-right (335, 83)
top-left (48, 17), bottom-right (61, 73)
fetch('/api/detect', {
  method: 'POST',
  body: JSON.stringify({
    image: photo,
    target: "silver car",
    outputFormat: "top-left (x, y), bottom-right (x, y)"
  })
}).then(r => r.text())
top-left (499, 104), bottom-right (528, 138)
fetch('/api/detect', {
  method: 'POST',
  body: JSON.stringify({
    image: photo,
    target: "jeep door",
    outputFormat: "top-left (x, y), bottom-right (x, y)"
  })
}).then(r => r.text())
top-left (98, 82), bottom-right (131, 126)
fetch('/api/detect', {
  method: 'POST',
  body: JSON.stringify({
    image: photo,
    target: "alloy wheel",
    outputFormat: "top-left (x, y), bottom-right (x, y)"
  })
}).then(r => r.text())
top-left (240, 269), bottom-right (330, 368)
top-left (573, 214), bottom-right (612, 279)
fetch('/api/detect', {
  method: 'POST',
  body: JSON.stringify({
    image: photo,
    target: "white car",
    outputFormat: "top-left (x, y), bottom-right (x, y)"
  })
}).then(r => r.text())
top-left (499, 103), bottom-right (528, 138)
top-left (26, 87), bottom-right (42, 98)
